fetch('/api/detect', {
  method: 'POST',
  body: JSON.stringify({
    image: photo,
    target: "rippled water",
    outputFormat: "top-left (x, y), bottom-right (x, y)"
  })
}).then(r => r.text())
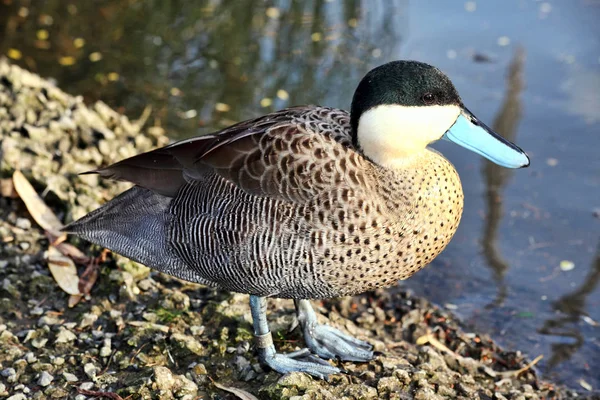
top-left (1, 0), bottom-right (598, 390)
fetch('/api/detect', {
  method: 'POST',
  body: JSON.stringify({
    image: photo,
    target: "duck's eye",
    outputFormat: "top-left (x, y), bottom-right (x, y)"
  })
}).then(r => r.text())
top-left (422, 93), bottom-right (436, 105)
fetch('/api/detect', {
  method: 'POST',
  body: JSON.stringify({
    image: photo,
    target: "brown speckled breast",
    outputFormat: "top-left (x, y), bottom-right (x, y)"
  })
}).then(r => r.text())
top-left (312, 150), bottom-right (464, 296)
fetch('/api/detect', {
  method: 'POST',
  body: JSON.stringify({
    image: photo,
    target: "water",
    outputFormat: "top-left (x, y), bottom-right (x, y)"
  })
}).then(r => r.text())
top-left (1, 0), bottom-right (598, 390)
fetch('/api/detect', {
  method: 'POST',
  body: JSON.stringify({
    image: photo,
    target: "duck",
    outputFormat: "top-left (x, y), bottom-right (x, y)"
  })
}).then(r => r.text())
top-left (64, 60), bottom-right (530, 379)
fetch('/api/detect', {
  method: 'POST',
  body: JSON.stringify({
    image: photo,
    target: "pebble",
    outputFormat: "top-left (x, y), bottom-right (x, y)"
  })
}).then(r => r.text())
top-left (37, 370), bottom-right (54, 386)
top-left (63, 372), bottom-right (79, 382)
top-left (7, 394), bottom-right (27, 400)
top-left (79, 313), bottom-right (98, 329)
top-left (1, 367), bottom-right (16, 378)
top-left (15, 217), bottom-right (31, 230)
top-left (38, 314), bottom-right (62, 326)
top-left (25, 352), bottom-right (37, 363)
top-left (31, 337), bottom-right (48, 348)
top-left (80, 382), bottom-right (94, 390)
top-left (55, 327), bottom-right (77, 343)
top-left (84, 362), bottom-right (99, 379)
top-left (30, 306), bottom-right (44, 316)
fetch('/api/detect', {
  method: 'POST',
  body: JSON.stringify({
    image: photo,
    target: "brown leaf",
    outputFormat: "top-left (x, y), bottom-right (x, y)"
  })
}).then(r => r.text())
top-left (213, 382), bottom-right (259, 400)
top-left (68, 294), bottom-right (83, 308)
top-left (79, 263), bottom-right (99, 295)
top-left (47, 246), bottom-right (81, 295)
top-left (12, 170), bottom-right (66, 241)
top-left (0, 178), bottom-right (18, 198)
top-left (53, 241), bottom-right (91, 264)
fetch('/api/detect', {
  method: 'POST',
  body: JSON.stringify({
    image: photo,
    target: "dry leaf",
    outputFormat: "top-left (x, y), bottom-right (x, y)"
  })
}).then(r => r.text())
top-left (53, 241), bottom-right (91, 264)
top-left (213, 382), bottom-right (259, 400)
top-left (68, 294), bottom-right (84, 308)
top-left (47, 246), bottom-right (81, 295)
top-left (12, 170), bottom-right (66, 241)
top-left (0, 178), bottom-right (18, 198)
top-left (79, 263), bottom-right (99, 295)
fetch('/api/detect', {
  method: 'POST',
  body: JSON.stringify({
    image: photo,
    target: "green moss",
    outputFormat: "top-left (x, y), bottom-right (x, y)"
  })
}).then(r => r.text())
top-left (155, 307), bottom-right (184, 323)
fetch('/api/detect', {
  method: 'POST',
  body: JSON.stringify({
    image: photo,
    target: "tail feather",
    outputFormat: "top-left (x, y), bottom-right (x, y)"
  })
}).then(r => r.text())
top-left (64, 186), bottom-right (210, 285)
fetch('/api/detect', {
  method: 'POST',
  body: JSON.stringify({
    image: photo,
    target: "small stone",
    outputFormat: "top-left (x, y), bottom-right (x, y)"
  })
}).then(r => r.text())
top-left (30, 307), bottom-right (44, 316)
top-left (1, 367), bottom-right (16, 377)
top-left (53, 357), bottom-right (65, 366)
top-left (15, 217), bottom-right (31, 230)
top-left (25, 352), bottom-right (37, 363)
top-left (31, 337), bottom-right (48, 348)
top-left (63, 372), bottom-right (78, 382)
top-left (79, 313), bottom-right (98, 329)
top-left (79, 382), bottom-right (94, 390)
top-left (38, 314), bottom-right (62, 326)
top-left (84, 363), bottom-right (99, 379)
top-left (7, 394), bottom-right (27, 400)
top-left (37, 371), bottom-right (54, 386)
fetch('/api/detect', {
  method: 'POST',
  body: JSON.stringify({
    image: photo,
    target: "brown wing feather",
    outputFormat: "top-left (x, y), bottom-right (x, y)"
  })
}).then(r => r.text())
top-left (91, 106), bottom-right (369, 202)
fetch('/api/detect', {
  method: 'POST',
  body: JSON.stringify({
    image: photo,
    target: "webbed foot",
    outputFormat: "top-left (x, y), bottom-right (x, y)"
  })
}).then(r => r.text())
top-left (258, 346), bottom-right (340, 379)
top-left (295, 299), bottom-right (374, 362)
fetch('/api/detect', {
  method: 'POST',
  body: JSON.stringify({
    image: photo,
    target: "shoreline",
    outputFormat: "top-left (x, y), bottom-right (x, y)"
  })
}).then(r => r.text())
top-left (0, 59), bottom-right (595, 399)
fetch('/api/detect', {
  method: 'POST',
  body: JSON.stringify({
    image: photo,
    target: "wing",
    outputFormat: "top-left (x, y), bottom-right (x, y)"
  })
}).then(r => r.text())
top-left (90, 106), bottom-right (373, 202)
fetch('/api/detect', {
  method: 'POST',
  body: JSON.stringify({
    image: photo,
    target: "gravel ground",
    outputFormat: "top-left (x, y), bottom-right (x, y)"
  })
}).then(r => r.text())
top-left (0, 59), bottom-right (597, 400)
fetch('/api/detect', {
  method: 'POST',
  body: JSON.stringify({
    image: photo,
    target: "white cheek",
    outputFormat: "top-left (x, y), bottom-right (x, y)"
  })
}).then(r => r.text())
top-left (357, 104), bottom-right (460, 167)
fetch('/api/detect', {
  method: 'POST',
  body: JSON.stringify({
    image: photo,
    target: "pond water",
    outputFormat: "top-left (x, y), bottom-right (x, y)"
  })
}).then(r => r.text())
top-left (1, 0), bottom-right (598, 390)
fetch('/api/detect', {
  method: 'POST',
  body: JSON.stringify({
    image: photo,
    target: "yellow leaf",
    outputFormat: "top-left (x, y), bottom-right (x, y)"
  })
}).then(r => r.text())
top-left (47, 246), bottom-right (81, 295)
top-left (59, 56), bottom-right (76, 66)
top-left (73, 37), bottom-right (85, 48)
top-left (265, 7), bottom-right (280, 19)
top-left (276, 89), bottom-right (289, 101)
top-left (89, 52), bottom-right (103, 62)
top-left (36, 29), bottom-right (49, 40)
top-left (215, 102), bottom-right (231, 112)
top-left (7, 48), bottom-right (22, 60)
top-left (12, 170), bottom-right (66, 241)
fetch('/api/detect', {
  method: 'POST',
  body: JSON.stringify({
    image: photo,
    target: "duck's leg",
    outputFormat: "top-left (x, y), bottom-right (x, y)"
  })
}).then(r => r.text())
top-left (249, 295), bottom-right (340, 379)
top-left (294, 299), bottom-right (374, 362)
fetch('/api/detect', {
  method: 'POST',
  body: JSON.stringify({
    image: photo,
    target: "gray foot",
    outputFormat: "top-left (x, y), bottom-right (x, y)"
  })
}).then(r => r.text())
top-left (295, 299), bottom-right (374, 362)
top-left (259, 347), bottom-right (340, 380)
top-left (250, 295), bottom-right (340, 380)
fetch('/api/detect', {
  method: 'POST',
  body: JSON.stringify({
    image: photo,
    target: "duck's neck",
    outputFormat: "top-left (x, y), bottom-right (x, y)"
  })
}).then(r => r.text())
top-left (355, 104), bottom-right (460, 169)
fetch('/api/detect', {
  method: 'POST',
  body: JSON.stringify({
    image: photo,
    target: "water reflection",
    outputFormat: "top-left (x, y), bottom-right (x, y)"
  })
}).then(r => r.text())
top-left (0, 0), bottom-right (404, 139)
top-left (539, 243), bottom-right (600, 370)
top-left (481, 47), bottom-right (525, 309)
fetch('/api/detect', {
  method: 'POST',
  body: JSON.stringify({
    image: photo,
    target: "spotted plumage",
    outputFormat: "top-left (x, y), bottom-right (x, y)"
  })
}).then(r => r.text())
top-left (68, 105), bottom-right (462, 299)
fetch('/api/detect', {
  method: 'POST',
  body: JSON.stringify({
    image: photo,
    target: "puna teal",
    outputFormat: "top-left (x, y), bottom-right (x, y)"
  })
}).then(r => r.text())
top-left (64, 60), bottom-right (529, 379)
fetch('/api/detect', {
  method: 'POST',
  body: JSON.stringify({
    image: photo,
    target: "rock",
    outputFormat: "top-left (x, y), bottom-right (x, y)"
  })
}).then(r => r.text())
top-left (63, 372), bottom-right (78, 382)
top-left (79, 313), bottom-right (99, 329)
top-left (84, 362), bottom-right (99, 379)
top-left (55, 327), bottom-right (77, 343)
top-left (15, 217), bottom-right (31, 230)
top-left (154, 366), bottom-right (198, 398)
top-left (37, 370), bottom-right (54, 386)
top-left (6, 394), bottom-right (27, 400)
